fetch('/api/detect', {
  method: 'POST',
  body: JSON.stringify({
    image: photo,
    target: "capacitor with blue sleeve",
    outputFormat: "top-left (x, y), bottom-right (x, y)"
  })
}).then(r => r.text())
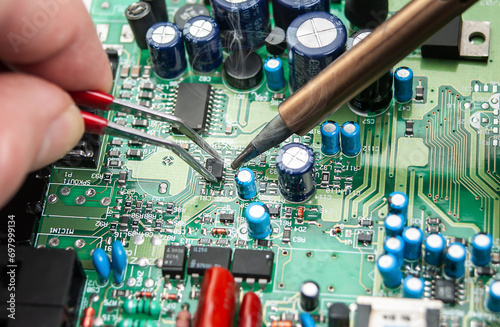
top-left (388, 191), bottom-right (409, 220)
top-left (183, 16), bottom-right (223, 73)
top-left (340, 121), bottom-right (361, 156)
top-left (276, 143), bottom-right (316, 202)
top-left (287, 12), bottom-right (347, 92)
top-left (471, 233), bottom-right (493, 266)
top-left (210, 0), bottom-right (270, 50)
top-left (321, 121), bottom-right (340, 155)
top-left (264, 58), bottom-right (286, 91)
top-left (402, 227), bottom-right (423, 260)
top-left (486, 280), bottom-right (500, 313)
top-left (384, 214), bottom-right (405, 237)
top-left (235, 168), bottom-right (257, 200)
top-left (424, 233), bottom-right (446, 266)
top-left (300, 312), bottom-right (317, 327)
top-left (111, 241), bottom-right (128, 284)
top-left (394, 67), bottom-right (414, 103)
top-left (92, 248), bottom-right (111, 284)
top-left (444, 243), bottom-right (467, 279)
top-left (403, 276), bottom-right (424, 299)
top-left (377, 254), bottom-right (402, 288)
top-left (272, 0), bottom-right (330, 31)
top-left (146, 22), bottom-right (187, 79)
top-left (384, 236), bottom-right (405, 267)
top-left (245, 202), bottom-right (271, 239)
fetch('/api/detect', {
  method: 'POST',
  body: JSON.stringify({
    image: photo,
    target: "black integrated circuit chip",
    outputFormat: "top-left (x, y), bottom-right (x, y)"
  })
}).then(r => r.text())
top-left (187, 246), bottom-right (231, 275)
top-left (434, 279), bottom-right (456, 304)
top-left (205, 158), bottom-right (224, 181)
top-left (231, 249), bottom-right (274, 281)
top-left (219, 211), bottom-right (235, 224)
top-left (162, 245), bottom-right (187, 278)
top-left (173, 83), bottom-right (211, 134)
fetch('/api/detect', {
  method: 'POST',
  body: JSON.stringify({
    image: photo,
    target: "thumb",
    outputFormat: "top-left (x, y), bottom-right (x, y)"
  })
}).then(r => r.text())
top-left (0, 73), bottom-right (84, 207)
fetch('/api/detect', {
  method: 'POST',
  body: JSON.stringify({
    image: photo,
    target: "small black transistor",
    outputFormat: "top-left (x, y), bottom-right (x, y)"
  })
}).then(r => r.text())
top-left (162, 245), bottom-right (187, 279)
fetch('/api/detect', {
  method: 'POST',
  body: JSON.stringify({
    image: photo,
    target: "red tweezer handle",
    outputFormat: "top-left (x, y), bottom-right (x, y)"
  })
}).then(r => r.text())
top-left (81, 111), bottom-right (108, 135)
top-left (70, 90), bottom-right (114, 111)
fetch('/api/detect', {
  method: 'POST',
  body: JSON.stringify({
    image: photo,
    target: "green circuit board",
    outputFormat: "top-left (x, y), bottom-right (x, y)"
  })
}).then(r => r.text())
top-left (33, 0), bottom-right (499, 326)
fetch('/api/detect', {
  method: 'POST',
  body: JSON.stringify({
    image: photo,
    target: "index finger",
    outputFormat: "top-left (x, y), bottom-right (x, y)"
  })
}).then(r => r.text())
top-left (0, 0), bottom-right (112, 92)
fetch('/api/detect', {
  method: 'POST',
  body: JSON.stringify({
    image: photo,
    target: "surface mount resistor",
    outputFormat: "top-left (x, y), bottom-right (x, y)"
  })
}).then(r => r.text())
top-left (211, 228), bottom-right (229, 236)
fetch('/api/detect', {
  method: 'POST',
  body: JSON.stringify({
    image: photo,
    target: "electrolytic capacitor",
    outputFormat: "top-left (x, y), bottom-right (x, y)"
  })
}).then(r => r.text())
top-left (340, 121), bottom-right (361, 157)
top-left (245, 202), bottom-right (271, 239)
top-left (146, 22), bottom-right (187, 79)
top-left (384, 236), bottom-right (405, 267)
top-left (403, 276), bottom-right (424, 299)
top-left (377, 254), bottom-right (402, 288)
top-left (193, 267), bottom-right (238, 327)
top-left (111, 240), bottom-right (128, 284)
top-left (237, 292), bottom-right (262, 327)
top-left (183, 16), bottom-right (223, 72)
top-left (92, 248), bottom-right (111, 284)
top-left (300, 281), bottom-right (320, 312)
top-left (211, 0), bottom-right (270, 50)
top-left (402, 227), bottom-right (423, 261)
top-left (486, 280), bottom-right (500, 313)
top-left (125, 2), bottom-right (157, 50)
top-left (235, 168), bottom-right (257, 200)
top-left (388, 191), bottom-right (409, 220)
top-left (143, 0), bottom-right (168, 23)
top-left (384, 214), bottom-right (405, 237)
top-left (265, 27), bottom-right (287, 56)
top-left (344, 29), bottom-right (393, 116)
top-left (272, 0), bottom-right (330, 31)
top-left (471, 233), bottom-right (493, 266)
top-left (287, 12), bottom-right (347, 92)
top-left (300, 312), bottom-right (317, 327)
top-left (223, 51), bottom-right (264, 90)
top-left (444, 242), bottom-right (467, 279)
top-left (321, 121), bottom-right (340, 155)
top-left (424, 233), bottom-right (446, 266)
top-left (344, 0), bottom-right (388, 29)
top-left (394, 67), bottom-right (414, 103)
top-left (264, 58), bottom-right (286, 91)
top-left (276, 143), bottom-right (316, 202)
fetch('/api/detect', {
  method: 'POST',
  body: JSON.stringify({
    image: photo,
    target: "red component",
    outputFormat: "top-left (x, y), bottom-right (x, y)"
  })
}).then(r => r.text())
top-left (81, 111), bottom-right (108, 135)
top-left (80, 307), bottom-right (95, 327)
top-left (176, 308), bottom-right (192, 327)
top-left (70, 90), bottom-right (114, 111)
top-left (193, 267), bottom-right (238, 327)
top-left (237, 292), bottom-right (262, 327)
top-left (211, 228), bottom-right (228, 236)
top-left (137, 291), bottom-right (154, 298)
top-left (271, 321), bottom-right (293, 327)
top-left (165, 293), bottom-right (178, 301)
top-left (297, 207), bottom-right (305, 219)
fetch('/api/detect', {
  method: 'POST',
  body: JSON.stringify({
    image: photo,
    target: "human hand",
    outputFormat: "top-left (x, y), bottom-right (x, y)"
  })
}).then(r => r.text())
top-left (0, 0), bottom-right (112, 208)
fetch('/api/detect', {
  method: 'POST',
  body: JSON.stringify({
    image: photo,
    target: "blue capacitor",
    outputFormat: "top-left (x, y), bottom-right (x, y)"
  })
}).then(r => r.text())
top-left (424, 233), bottom-right (446, 266)
top-left (272, 0), bottom-right (329, 31)
top-left (235, 168), bottom-right (257, 200)
top-left (300, 312), bottom-right (317, 327)
top-left (486, 280), bottom-right (500, 313)
top-left (287, 12), bottom-right (347, 92)
top-left (394, 67), bottom-right (414, 103)
top-left (402, 227), bottom-right (423, 260)
top-left (388, 191), bottom-right (409, 220)
top-left (92, 248), bottom-right (111, 284)
top-left (340, 121), bottom-right (361, 156)
top-left (403, 276), bottom-right (424, 299)
top-left (211, 0), bottom-right (270, 50)
top-left (276, 143), bottom-right (316, 202)
top-left (321, 121), bottom-right (340, 155)
top-left (444, 242), bottom-right (467, 279)
top-left (146, 22), bottom-right (187, 79)
top-left (471, 233), bottom-right (493, 266)
top-left (384, 236), bottom-right (405, 267)
top-left (377, 254), bottom-right (402, 288)
top-left (183, 16), bottom-right (223, 72)
top-left (245, 202), bottom-right (271, 239)
top-left (384, 214), bottom-right (405, 237)
top-left (264, 58), bottom-right (285, 91)
top-left (111, 241), bottom-right (128, 284)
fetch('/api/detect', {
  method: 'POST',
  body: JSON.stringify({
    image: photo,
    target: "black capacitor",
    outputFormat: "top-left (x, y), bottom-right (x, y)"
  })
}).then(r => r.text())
top-left (143, 0), bottom-right (168, 23)
top-left (265, 27), bottom-right (287, 56)
top-left (344, 29), bottom-right (393, 117)
top-left (328, 303), bottom-right (350, 327)
top-left (125, 2), bottom-right (157, 49)
top-left (300, 281), bottom-right (320, 312)
top-left (223, 51), bottom-right (263, 90)
top-left (174, 4), bottom-right (210, 30)
top-left (345, 0), bottom-right (388, 29)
